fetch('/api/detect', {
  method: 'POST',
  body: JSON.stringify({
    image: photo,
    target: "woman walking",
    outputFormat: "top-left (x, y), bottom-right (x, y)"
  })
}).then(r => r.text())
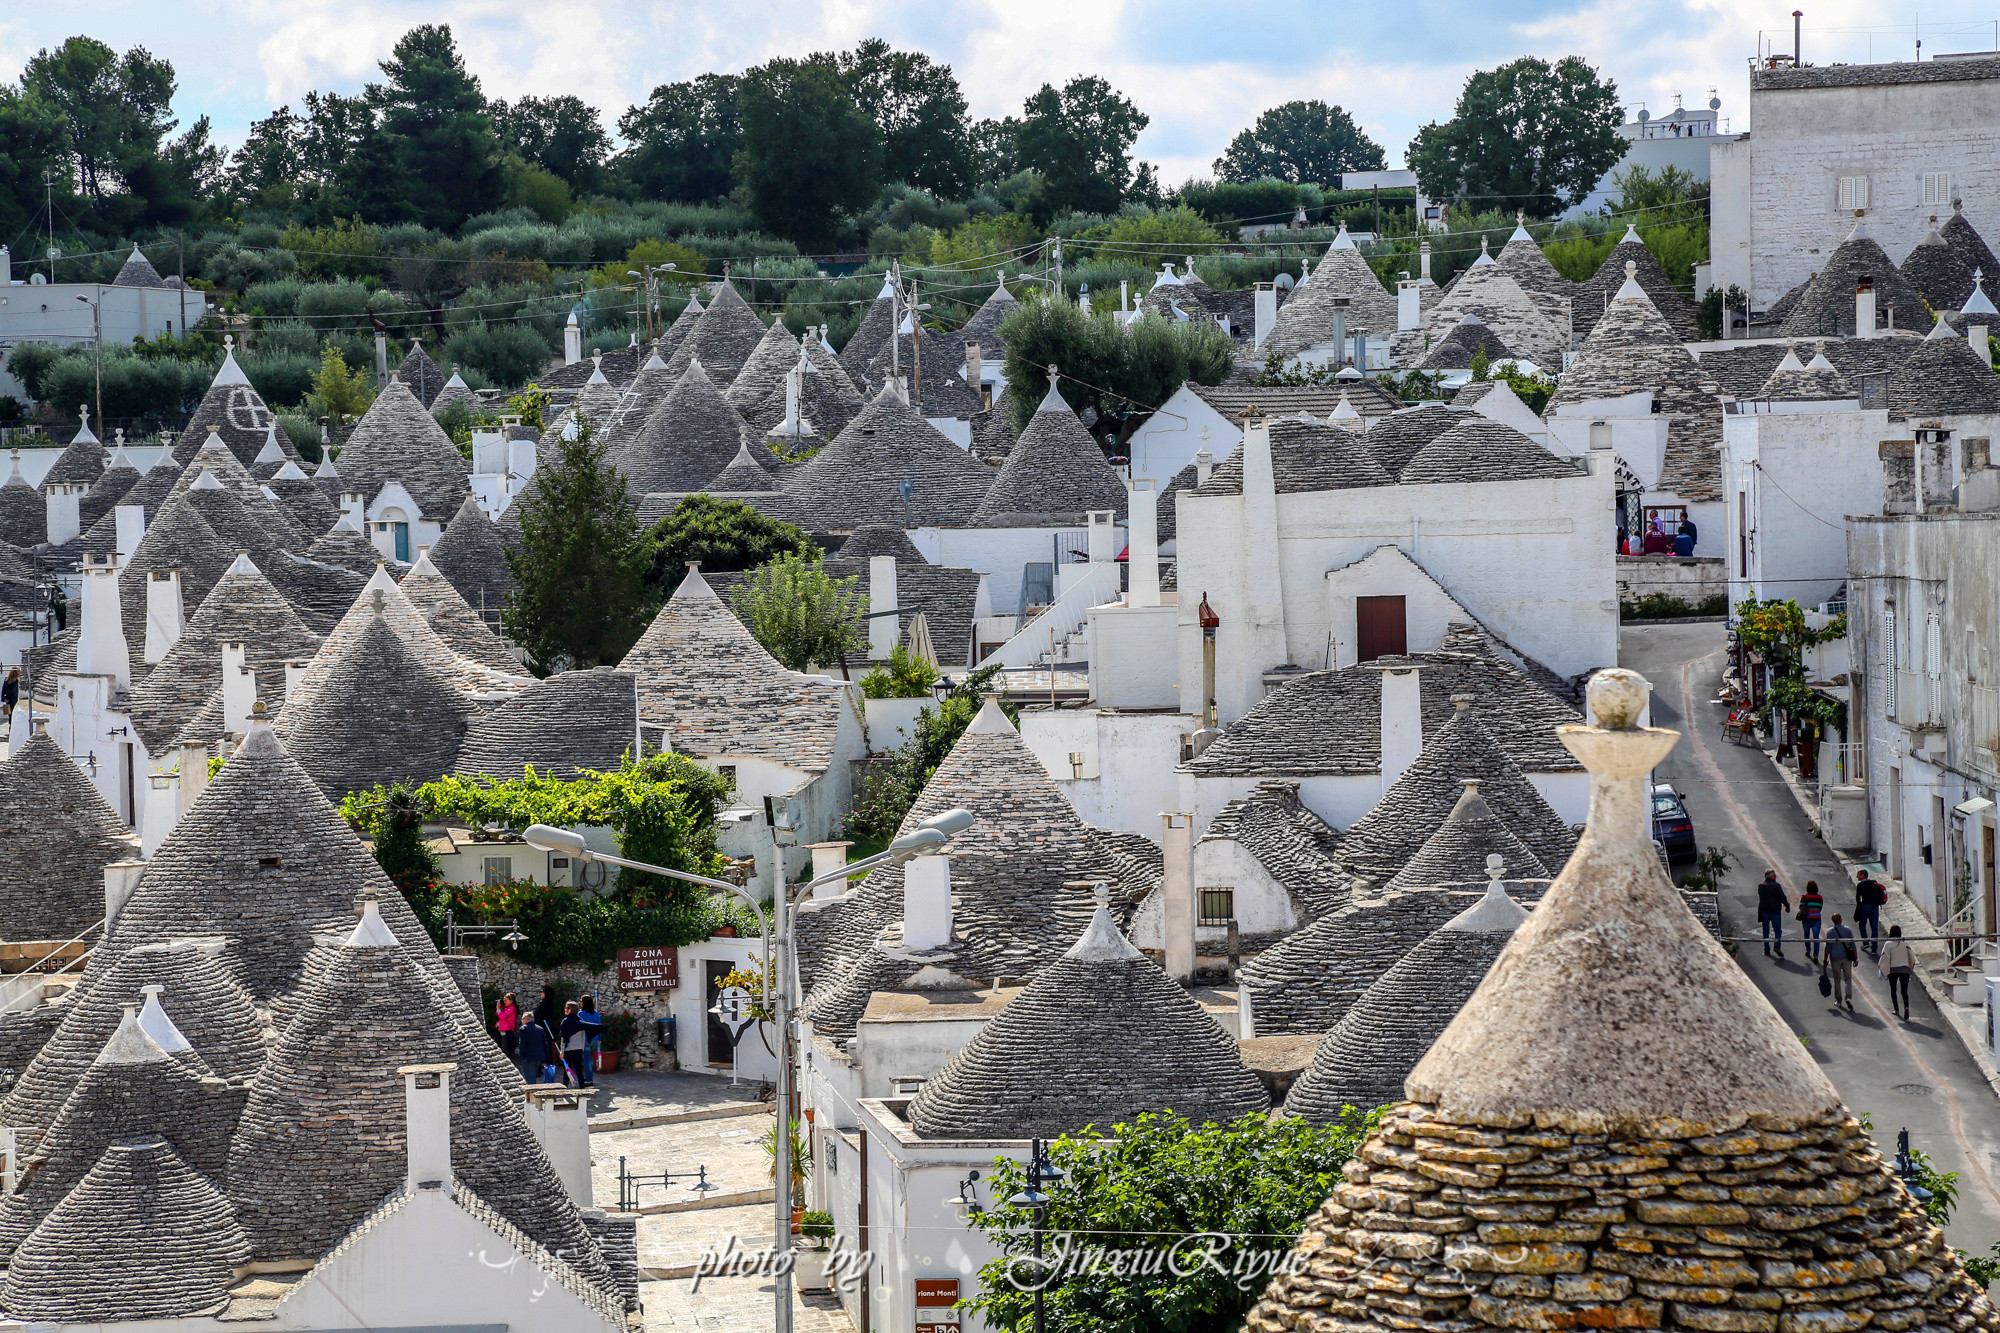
top-left (1796, 881), bottom-right (1824, 962)
top-left (494, 992), bottom-right (519, 1059)
top-left (1880, 926), bottom-right (1916, 1020)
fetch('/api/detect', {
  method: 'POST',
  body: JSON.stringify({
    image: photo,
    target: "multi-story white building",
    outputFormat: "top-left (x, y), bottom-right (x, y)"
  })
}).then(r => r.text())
top-left (1710, 55), bottom-right (2000, 311)
top-left (0, 245), bottom-right (210, 403)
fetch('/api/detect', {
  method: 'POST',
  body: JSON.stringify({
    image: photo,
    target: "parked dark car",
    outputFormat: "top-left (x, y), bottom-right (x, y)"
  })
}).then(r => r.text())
top-left (1652, 784), bottom-right (1696, 860)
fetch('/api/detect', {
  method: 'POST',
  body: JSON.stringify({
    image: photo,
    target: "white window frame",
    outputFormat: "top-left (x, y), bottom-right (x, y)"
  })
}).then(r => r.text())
top-left (482, 855), bottom-right (513, 885)
top-left (1837, 175), bottom-right (1869, 212)
top-left (1923, 171), bottom-right (1952, 209)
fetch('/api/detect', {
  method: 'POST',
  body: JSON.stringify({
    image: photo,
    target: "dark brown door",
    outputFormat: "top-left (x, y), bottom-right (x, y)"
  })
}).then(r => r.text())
top-left (1356, 596), bottom-right (1408, 662)
top-left (705, 959), bottom-right (735, 1066)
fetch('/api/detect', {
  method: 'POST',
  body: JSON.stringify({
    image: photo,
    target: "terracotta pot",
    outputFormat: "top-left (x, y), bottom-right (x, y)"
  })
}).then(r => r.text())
top-left (595, 1049), bottom-right (621, 1074)
top-left (714, 926), bottom-right (737, 938)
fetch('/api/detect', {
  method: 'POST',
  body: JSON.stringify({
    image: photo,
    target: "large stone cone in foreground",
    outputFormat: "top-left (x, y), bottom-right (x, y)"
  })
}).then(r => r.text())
top-left (1245, 669), bottom-right (1998, 1333)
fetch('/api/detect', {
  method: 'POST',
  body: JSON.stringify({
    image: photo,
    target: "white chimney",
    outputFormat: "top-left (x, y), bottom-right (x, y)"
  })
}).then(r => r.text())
top-left (782, 364), bottom-right (802, 435)
top-left (177, 739), bottom-right (212, 811)
top-left (0, 246), bottom-right (10, 284)
top-left (103, 859), bottom-right (146, 930)
top-left (1329, 304), bottom-right (1347, 364)
top-left (1253, 283), bottom-right (1277, 348)
top-left (867, 555), bottom-right (899, 660)
top-left (401, 1063), bottom-right (456, 1190)
top-left (284, 659), bottom-right (311, 698)
top-left (1377, 666), bottom-right (1423, 792)
top-left (1974, 325), bottom-right (1992, 368)
top-left (1087, 509), bottom-right (1115, 564)
top-left (1589, 420), bottom-right (1613, 453)
top-left (1855, 278), bottom-right (1878, 340)
top-left (1398, 279), bottom-right (1422, 332)
top-left (808, 841), bottom-right (853, 900)
top-left (903, 853), bottom-right (953, 950)
top-left (1127, 478), bottom-right (1159, 608)
top-left (114, 503), bottom-right (145, 559)
top-left (524, 1086), bottom-right (592, 1206)
top-left (144, 568), bottom-right (184, 664)
top-left (220, 643), bottom-right (255, 737)
top-left (44, 484), bottom-right (83, 546)
top-left (1419, 241), bottom-right (1433, 284)
top-left (1194, 447), bottom-right (1215, 488)
top-left (1161, 812), bottom-right (1195, 983)
top-left (75, 553), bottom-right (129, 688)
top-left (340, 491), bottom-right (366, 526)
top-left (563, 313), bottom-right (581, 365)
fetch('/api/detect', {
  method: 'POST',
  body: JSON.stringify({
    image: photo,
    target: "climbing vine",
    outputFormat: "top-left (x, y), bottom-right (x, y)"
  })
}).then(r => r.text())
top-left (1736, 597), bottom-right (1847, 735)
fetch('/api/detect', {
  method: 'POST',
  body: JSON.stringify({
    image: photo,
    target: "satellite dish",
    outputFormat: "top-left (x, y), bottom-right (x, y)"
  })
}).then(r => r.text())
top-left (1709, 96), bottom-right (1722, 110)
top-left (45, 245), bottom-right (60, 261)
top-left (29, 273), bottom-right (46, 286)
top-left (1636, 108), bottom-right (1650, 123)
top-left (1274, 272), bottom-right (1295, 291)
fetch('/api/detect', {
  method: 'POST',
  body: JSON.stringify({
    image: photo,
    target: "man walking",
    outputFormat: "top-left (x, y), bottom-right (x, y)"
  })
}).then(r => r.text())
top-left (1824, 913), bottom-right (1858, 1011)
top-left (1854, 869), bottom-right (1886, 956)
top-left (1757, 869), bottom-right (1790, 959)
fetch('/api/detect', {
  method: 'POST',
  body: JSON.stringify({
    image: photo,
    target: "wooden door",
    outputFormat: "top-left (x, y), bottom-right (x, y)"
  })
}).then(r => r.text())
top-left (1356, 596), bottom-right (1408, 663)
top-left (1984, 823), bottom-right (1996, 946)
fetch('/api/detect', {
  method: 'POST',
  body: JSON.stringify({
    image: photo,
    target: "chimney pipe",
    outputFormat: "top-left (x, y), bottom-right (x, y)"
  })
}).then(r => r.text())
top-left (75, 552), bottom-right (129, 688)
top-left (523, 1086), bottom-right (592, 1205)
top-left (1398, 279), bottom-right (1421, 332)
top-left (903, 853), bottom-right (953, 950)
top-left (1161, 813), bottom-right (1196, 984)
top-left (1330, 302), bottom-right (1348, 367)
top-left (1419, 241), bottom-right (1433, 284)
top-left (1088, 509), bottom-right (1115, 565)
top-left (220, 642), bottom-right (254, 738)
top-left (808, 841), bottom-right (853, 900)
top-left (1973, 325), bottom-right (1991, 368)
top-left (1253, 282), bottom-right (1277, 348)
top-left (867, 555), bottom-right (899, 660)
top-left (103, 859), bottom-right (146, 930)
top-left (44, 484), bottom-right (83, 547)
top-left (144, 568), bottom-right (184, 664)
top-left (1793, 9), bottom-right (1803, 64)
top-left (563, 313), bottom-right (582, 365)
top-left (1855, 276), bottom-right (1877, 339)
top-left (1377, 666), bottom-right (1423, 791)
top-left (114, 503), bottom-right (145, 559)
top-left (401, 1063), bottom-right (456, 1191)
top-left (1127, 478), bottom-right (1160, 608)
top-left (1194, 446), bottom-right (1215, 488)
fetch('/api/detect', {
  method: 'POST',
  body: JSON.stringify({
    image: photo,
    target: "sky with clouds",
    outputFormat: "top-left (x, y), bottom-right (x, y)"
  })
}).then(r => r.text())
top-left (4, 1), bottom-right (1999, 185)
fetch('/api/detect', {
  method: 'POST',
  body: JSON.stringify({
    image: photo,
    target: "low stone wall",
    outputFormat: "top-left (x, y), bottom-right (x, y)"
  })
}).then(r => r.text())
top-left (1616, 554), bottom-right (1727, 607)
top-left (471, 950), bottom-right (679, 1071)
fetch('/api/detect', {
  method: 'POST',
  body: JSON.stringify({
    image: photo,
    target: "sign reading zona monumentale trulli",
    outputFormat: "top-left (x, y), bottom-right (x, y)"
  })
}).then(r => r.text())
top-left (616, 946), bottom-right (678, 991)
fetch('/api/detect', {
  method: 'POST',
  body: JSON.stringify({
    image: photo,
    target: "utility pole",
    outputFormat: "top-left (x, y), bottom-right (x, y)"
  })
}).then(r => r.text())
top-left (75, 296), bottom-right (102, 431)
top-left (44, 171), bottom-right (55, 281)
top-left (890, 260), bottom-right (902, 391)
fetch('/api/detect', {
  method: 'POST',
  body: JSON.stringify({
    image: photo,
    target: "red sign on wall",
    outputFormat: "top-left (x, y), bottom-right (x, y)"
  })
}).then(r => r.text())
top-left (915, 1277), bottom-right (961, 1332)
top-left (616, 946), bottom-right (678, 992)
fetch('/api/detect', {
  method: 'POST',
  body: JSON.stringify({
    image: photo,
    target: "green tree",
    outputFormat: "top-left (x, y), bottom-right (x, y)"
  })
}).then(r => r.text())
top-left (1407, 55), bottom-right (1624, 217)
top-left (1015, 76), bottom-right (1148, 217)
top-left (969, 116), bottom-right (1020, 187)
top-left (833, 39), bottom-right (972, 201)
top-left (726, 550), bottom-right (863, 672)
top-left (964, 1109), bottom-right (1383, 1333)
top-left (280, 215), bottom-right (386, 281)
top-left (997, 294), bottom-right (1235, 447)
top-left (369, 24), bottom-right (504, 230)
top-left (0, 84), bottom-right (68, 241)
top-left (735, 58), bottom-right (882, 250)
top-left (23, 37), bottom-right (174, 205)
top-left (1215, 100), bottom-right (1384, 184)
top-left (647, 495), bottom-right (815, 598)
top-left (490, 93), bottom-right (610, 194)
top-left (1092, 205), bottom-right (1223, 270)
top-left (614, 73), bottom-right (741, 203)
top-left (500, 158), bottom-right (573, 224)
top-left (307, 345), bottom-right (376, 429)
top-left (501, 414), bottom-right (657, 673)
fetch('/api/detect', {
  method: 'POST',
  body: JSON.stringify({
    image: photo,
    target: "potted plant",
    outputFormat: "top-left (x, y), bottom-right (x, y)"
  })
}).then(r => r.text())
top-left (760, 1117), bottom-right (811, 1223)
top-left (596, 1010), bottom-right (637, 1073)
top-left (794, 1210), bottom-right (835, 1289)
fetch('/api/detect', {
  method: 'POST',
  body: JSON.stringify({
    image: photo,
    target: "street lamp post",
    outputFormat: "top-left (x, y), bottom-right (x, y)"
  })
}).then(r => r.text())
top-left (523, 806), bottom-right (975, 1333)
top-left (74, 296), bottom-right (101, 432)
top-left (1008, 1138), bottom-right (1065, 1333)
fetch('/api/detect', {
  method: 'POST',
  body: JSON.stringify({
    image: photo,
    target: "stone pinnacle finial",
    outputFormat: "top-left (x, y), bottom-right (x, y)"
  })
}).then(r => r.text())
top-left (1484, 852), bottom-right (1505, 881)
top-left (1480, 235), bottom-right (1490, 255)
top-left (1585, 667), bottom-right (1647, 731)
top-left (251, 700), bottom-right (267, 717)
top-left (224, 333), bottom-right (235, 354)
top-left (1625, 259), bottom-right (1637, 280)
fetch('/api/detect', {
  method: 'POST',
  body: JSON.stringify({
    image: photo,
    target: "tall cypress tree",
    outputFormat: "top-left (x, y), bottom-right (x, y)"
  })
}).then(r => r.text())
top-left (370, 24), bottom-right (503, 230)
top-left (501, 414), bottom-right (656, 675)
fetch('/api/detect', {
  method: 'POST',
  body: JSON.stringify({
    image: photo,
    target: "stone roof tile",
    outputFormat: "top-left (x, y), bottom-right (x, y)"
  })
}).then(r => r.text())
top-left (456, 668), bottom-right (637, 780)
top-left (0, 733), bottom-right (138, 941)
top-left (333, 378), bottom-right (474, 523)
top-left (970, 379), bottom-right (1129, 526)
top-left (783, 384), bottom-right (994, 530)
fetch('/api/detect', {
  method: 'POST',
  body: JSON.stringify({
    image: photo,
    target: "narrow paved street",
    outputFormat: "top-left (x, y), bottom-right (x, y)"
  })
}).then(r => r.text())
top-left (1625, 622), bottom-right (2000, 1256)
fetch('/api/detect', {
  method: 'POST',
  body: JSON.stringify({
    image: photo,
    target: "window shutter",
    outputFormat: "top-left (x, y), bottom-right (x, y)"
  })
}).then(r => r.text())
top-left (1838, 177), bottom-right (1853, 211)
top-left (1884, 604), bottom-right (1898, 715)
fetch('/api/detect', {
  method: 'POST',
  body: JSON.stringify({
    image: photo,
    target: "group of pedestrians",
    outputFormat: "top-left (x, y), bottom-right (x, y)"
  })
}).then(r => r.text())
top-left (492, 986), bottom-right (604, 1087)
top-left (1754, 867), bottom-right (1914, 1020)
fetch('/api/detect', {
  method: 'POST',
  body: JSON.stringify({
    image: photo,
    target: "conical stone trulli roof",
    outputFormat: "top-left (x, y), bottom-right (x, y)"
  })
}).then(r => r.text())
top-left (177, 343), bottom-right (284, 469)
top-left (1888, 319), bottom-right (2000, 420)
top-left (123, 554), bottom-right (321, 752)
top-left (285, 565), bottom-right (528, 713)
top-left (267, 459), bottom-right (342, 536)
top-left (281, 610), bottom-right (481, 799)
top-left (115, 490), bottom-right (234, 668)
top-left (704, 441), bottom-right (782, 493)
top-left (0, 938), bottom-right (266, 1141)
top-left (40, 418), bottom-right (106, 488)
top-left (841, 275), bottom-right (900, 377)
top-left (1282, 865), bottom-right (1529, 1123)
top-left (170, 431), bottom-right (307, 549)
top-left (2, 1135), bottom-right (251, 1323)
top-left (958, 278), bottom-right (1020, 360)
top-left (76, 451), bottom-right (181, 556)
top-left (613, 359), bottom-right (755, 494)
top-left (78, 449), bottom-right (141, 531)
top-left (428, 369), bottom-right (482, 419)
top-left (663, 280), bottom-right (766, 385)
top-left (1573, 226), bottom-right (1699, 339)
top-left (225, 900), bottom-right (615, 1294)
top-left (1428, 259), bottom-right (1568, 367)
top-left (456, 668), bottom-right (638, 781)
top-left (1779, 222), bottom-right (1930, 338)
top-left (655, 292), bottom-right (705, 362)
top-left (303, 512), bottom-right (390, 576)
top-left (1900, 228), bottom-right (1977, 312)
top-left (1246, 670), bottom-right (1998, 1333)
top-left (907, 901), bottom-right (1268, 1139)
top-left (1382, 779), bottom-right (1549, 890)
top-left (113, 243), bottom-right (172, 289)
top-left (0, 732), bottom-right (137, 942)
top-left (0, 456), bottom-right (46, 547)
top-left (396, 341), bottom-right (446, 407)
top-left (725, 320), bottom-right (802, 415)
top-left (1943, 204), bottom-right (2000, 287)
top-left (970, 374), bottom-right (1127, 526)
top-left (1335, 700), bottom-right (1577, 881)
top-left (426, 494), bottom-right (514, 619)
top-left (0, 1010), bottom-right (239, 1260)
top-left (796, 698), bottom-right (1155, 1038)
top-left (333, 376), bottom-right (473, 522)
top-left (1495, 217), bottom-right (1576, 306)
top-left (784, 382), bottom-right (994, 530)
top-left (1265, 228), bottom-right (1399, 354)
top-left (399, 549), bottom-right (518, 672)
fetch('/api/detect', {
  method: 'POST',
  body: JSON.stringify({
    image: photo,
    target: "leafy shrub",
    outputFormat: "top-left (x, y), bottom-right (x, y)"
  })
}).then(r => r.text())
top-left (296, 280), bottom-right (374, 324)
top-left (244, 279), bottom-right (305, 318)
top-left (859, 645), bottom-right (941, 699)
top-left (444, 322), bottom-right (556, 389)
